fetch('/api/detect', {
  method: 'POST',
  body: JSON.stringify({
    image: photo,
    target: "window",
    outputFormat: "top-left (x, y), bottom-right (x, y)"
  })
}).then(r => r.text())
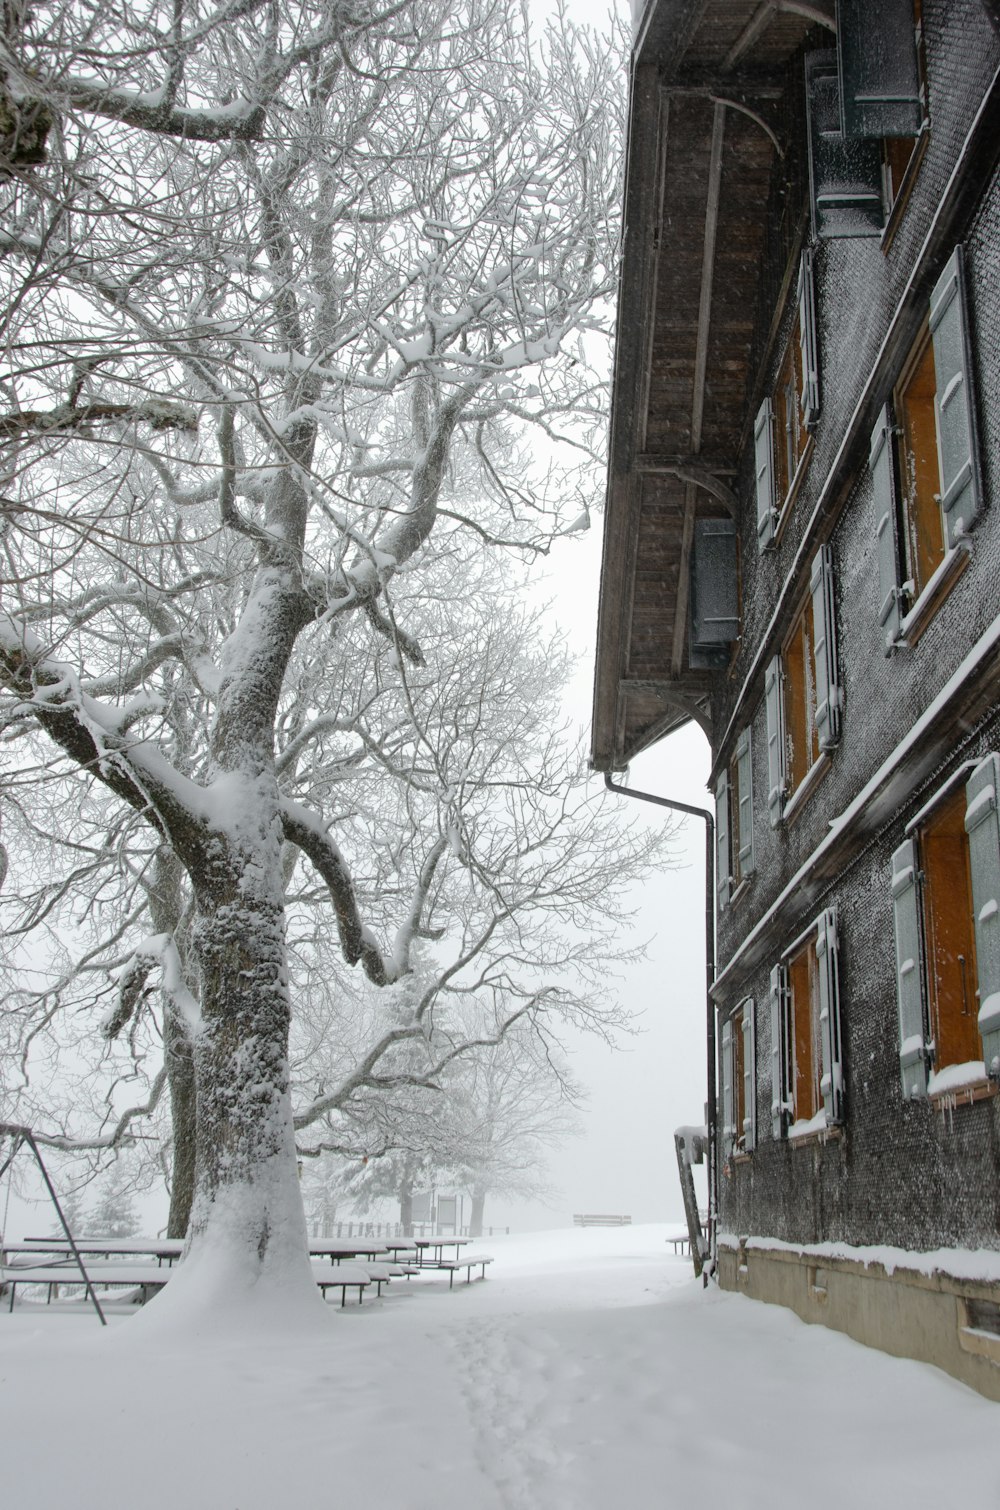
top-left (806, 6), bottom-right (924, 240)
top-left (805, 50), bottom-right (885, 240)
top-left (764, 546), bottom-right (840, 825)
top-left (842, 0), bottom-right (928, 223)
top-left (755, 252), bottom-right (819, 550)
top-left (871, 247), bottom-right (981, 651)
top-left (721, 998), bottom-right (756, 1159)
top-left (837, 0), bottom-right (923, 139)
top-left (895, 324), bottom-right (943, 598)
top-left (716, 726), bottom-right (754, 909)
top-left (689, 516), bottom-right (739, 669)
top-left (770, 909), bottom-right (843, 1138)
top-left (892, 756), bottom-right (1000, 1098)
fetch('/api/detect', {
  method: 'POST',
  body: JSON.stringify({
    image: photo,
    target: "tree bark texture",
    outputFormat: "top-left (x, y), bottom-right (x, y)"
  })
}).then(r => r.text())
top-left (399, 1158), bottom-right (415, 1238)
top-left (153, 563), bottom-right (321, 1315)
top-left (146, 849), bottom-right (197, 1240)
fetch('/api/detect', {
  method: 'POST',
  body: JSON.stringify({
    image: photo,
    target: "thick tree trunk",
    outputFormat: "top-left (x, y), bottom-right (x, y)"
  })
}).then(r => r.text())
top-left (150, 559), bottom-right (324, 1321)
top-left (146, 849), bottom-right (197, 1239)
top-left (399, 1157), bottom-right (416, 1237)
top-left (165, 1011), bottom-right (197, 1239)
top-left (469, 1189), bottom-right (486, 1239)
top-left (158, 793), bottom-right (320, 1320)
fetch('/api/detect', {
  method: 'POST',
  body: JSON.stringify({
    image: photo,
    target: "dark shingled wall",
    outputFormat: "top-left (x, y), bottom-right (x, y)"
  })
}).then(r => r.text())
top-left (713, 0), bottom-right (1000, 1251)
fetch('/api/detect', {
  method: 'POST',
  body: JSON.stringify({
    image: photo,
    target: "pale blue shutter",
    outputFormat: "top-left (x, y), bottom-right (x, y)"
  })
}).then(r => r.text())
top-left (836, 0), bottom-right (923, 139)
top-left (891, 837), bottom-right (928, 1098)
top-left (721, 1016), bottom-right (735, 1158)
top-left (805, 51), bottom-right (884, 239)
top-left (755, 397), bottom-right (776, 550)
top-left (965, 755), bottom-right (1000, 1076)
top-left (765, 655), bottom-right (785, 828)
top-left (770, 963), bottom-right (789, 1138)
top-left (716, 769), bottom-right (731, 910)
top-left (929, 247), bottom-right (981, 547)
top-left (816, 908), bottom-right (844, 1124)
top-left (870, 404), bottom-right (903, 652)
top-left (742, 998), bottom-right (756, 1152)
top-left (736, 726), bottom-right (754, 878)
top-left (797, 250), bottom-right (820, 428)
top-left (810, 544), bottom-right (841, 751)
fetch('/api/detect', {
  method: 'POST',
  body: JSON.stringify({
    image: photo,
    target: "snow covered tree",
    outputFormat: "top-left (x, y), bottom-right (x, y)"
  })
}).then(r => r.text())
top-left (0, 0), bottom-right (634, 1316)
top-left (446, 1028), bottom-right (582, 1237)
top-left (87, 1172), bottom-right (142, 1239)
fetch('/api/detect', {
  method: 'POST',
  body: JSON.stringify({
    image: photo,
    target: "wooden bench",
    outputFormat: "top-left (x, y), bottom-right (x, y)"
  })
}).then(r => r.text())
top-left (438, 1254), bottom-right (493, 1288)
top-left (1, 1263), bottom-right (170, 1309)
top-left (572, 1214), bottom-right (632, 1227)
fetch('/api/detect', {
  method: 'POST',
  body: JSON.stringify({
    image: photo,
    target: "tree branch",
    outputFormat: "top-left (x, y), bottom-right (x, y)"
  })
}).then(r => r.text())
top-left (0, 399), bottom-right (198, 439)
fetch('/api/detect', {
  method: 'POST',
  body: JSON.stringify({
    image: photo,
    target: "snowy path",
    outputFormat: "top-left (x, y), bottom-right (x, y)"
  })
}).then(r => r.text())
top-left (0, 1225), bottom-right (994, 1510)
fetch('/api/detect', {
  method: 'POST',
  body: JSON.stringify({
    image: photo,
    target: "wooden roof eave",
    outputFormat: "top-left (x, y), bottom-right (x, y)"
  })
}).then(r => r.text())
top-left (591, 54), bottom-right (670, 773)
top-left (592, 0), bottom-right (829, 775)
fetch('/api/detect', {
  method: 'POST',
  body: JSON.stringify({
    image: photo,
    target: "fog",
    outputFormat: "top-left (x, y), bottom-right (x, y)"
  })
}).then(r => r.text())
top-left (484, 526), bottom-right (712, 1235)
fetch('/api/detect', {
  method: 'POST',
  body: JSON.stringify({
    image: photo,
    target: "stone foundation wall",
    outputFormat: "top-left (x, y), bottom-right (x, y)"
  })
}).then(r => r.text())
top-left (718, 1238), bottom-right (1000, 1400)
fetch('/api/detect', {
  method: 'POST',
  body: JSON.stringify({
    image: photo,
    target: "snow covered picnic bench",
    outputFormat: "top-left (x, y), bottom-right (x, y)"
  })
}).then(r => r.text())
top-left (310, 1261), bottom-right (374, 1305)
top-left (438, 1253), bottom-right (493, 1288)
top-left (2, 1257), bottom-right (410, 1312)
top-left (572, 1214), bottom-right (632, 1227)
top-left (1, 1262), bottom-right (171, 1309)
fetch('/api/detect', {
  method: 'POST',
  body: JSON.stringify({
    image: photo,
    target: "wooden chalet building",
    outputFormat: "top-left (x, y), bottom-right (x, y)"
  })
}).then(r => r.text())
top-left (592, 0), bottom-right (1000, 1395)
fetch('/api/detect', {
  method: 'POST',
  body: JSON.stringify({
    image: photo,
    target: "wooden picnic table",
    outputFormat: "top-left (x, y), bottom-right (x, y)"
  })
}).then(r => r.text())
top-left (1, 1262), bottom-right (171, 1309)
top-left (308, 1239), bottom-right (389, 1262)
top-left (410, 1236), bottom-right (473, 1266)
top-left (13, 1237), bottom-right (185, 1264)
top-left (10, 1237), bottom-right (391, 1268)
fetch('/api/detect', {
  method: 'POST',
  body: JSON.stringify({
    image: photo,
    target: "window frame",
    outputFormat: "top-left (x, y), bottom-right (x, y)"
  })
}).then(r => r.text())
top-left (770, 909), bottom-right (843, 1140)
top-left (755, 251), bottom-right (819, 552)
top-left (721, 997), bottom-right (756, 1159)
top-left (870, 245), bottom-right (981, 654)
top-left (765, 546), bottom-right (840, 826)
top-left (892, 757), bottom-right (1000, 1100)
top-left (716, 727), bottom-right (755, 911)
top-left (837, 0), bottom-right (925, 140)
top-left (808, 4), bottom-right (926, 243)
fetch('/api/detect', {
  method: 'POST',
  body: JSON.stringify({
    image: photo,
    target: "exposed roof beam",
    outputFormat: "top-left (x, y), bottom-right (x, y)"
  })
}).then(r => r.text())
top-left (661, 78), bottom-right (783, 99)
top-left (661, 83), bottom-right (783, 153)
top-left (723, 2), bottom-right (776, 70)
top-left (625, 693), bottom-right (713, 743)
top-left (722, 0), bottom-right (834, 74)
top-left (636, 462), bottom-right (739, 515)
top-left (671, 484), bottom-right (698, 678)
top-left (776, 0), bottom-right (836, 28)
top-left (635, 454), bottom-right (737, 473)
top-left (644, 0), bottom-right (712, 81)
top-left (691, 101), bottom-right (727, 454)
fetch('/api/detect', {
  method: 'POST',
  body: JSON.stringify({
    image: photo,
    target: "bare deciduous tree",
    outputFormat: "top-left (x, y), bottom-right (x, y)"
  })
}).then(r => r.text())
top-left (0, 0), bottom-right (634, 1315)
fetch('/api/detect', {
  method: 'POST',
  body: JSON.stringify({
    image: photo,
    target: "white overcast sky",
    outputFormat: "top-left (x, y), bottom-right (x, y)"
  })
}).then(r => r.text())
top-left (482, 0), bottom-right (713, 1234)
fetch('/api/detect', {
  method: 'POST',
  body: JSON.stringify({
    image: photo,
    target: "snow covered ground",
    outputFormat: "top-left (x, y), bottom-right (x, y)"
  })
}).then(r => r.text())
top-left (1, 1223), bottom-right (994, 1509)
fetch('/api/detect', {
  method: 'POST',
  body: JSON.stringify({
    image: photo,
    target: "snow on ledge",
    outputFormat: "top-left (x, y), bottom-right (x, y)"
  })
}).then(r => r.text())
top-left (927, 1060), bottom-right (987, 1097)
top-left (787, 1108), bottom-right (827, 1141)
top-left (716, 1232), bottom-right (1000, 1285)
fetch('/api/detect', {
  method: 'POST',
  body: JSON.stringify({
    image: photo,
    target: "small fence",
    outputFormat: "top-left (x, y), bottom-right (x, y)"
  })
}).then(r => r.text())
top-left (311, 1220), bottom-right (510, 1239)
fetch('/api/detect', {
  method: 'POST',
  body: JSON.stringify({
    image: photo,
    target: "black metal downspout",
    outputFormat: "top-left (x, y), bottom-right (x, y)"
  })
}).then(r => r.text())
top-left (603, 772), bottom-right (717, 1275)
